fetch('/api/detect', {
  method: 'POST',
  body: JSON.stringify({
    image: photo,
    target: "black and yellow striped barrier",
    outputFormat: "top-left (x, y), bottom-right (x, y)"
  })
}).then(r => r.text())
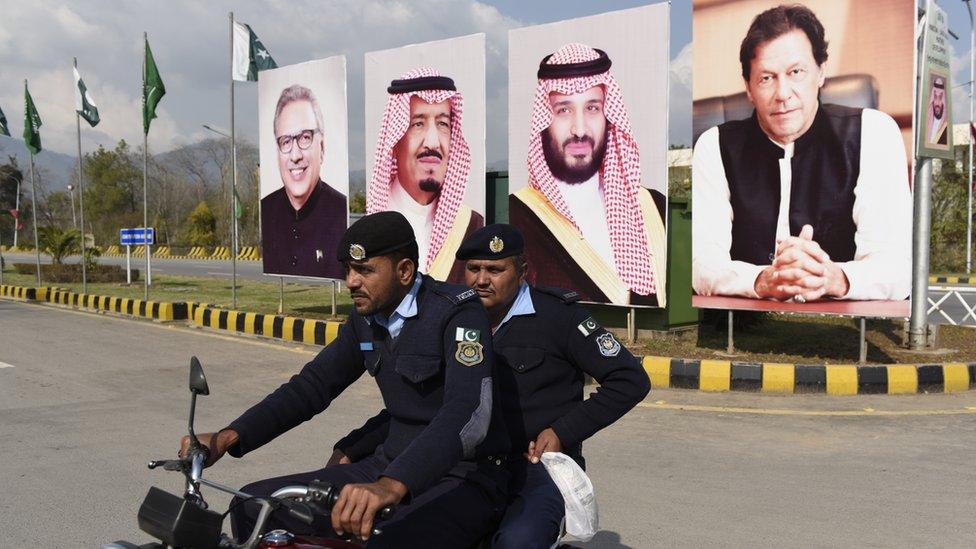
top-left (642, 357), bottom-right (976, 395)
top-left (43, 288), bottom-right (188, 321)
top-left (192, 305), bottom-right (342, 347)
top-left (0, 285), bottom-right (37, 300)
top-left (929, 275), bottom-right (975, 285)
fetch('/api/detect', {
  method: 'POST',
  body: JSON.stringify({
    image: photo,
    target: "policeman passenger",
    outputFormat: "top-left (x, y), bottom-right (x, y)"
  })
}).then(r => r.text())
top-left (180, 211), bottom-right (509, 547)
top-left (332, 223), bottom-right (650, 548)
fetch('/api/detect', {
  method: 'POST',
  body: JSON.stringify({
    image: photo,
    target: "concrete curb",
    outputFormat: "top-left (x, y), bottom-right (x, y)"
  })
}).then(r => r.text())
top-left (4, 284), bottom-right (975, 395)
top-left (643, 357), bottom-right (976, 395)
top-left (929, 275), bottom-right (975, 285)
top-left (192, 305), bottom-right (342, 346)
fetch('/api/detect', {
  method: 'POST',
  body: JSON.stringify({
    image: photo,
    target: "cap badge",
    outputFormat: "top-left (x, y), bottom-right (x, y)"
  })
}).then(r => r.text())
top-left (349, 244), bottom-right (366, 261)
top-left (489, 236), bottom-right (504, 254)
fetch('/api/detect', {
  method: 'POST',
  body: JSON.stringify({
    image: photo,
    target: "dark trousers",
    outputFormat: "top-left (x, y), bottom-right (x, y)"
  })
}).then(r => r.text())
top-left (492, 461), bottom-right (565, 549)
top-left (230, 454), bottom-right (506, 548)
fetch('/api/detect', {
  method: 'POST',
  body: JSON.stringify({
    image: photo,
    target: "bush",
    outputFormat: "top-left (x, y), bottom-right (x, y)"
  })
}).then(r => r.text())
top-left (13, 262), bottom-right (139, 283)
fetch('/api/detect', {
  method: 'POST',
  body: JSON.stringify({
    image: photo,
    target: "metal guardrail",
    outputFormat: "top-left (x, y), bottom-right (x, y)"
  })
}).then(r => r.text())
top-left (927, 286), bottom-right (976, 326)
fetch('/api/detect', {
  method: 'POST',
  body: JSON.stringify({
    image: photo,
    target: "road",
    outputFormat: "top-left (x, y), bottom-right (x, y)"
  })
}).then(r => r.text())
top-left (1, 299), bottom-right (975, 547)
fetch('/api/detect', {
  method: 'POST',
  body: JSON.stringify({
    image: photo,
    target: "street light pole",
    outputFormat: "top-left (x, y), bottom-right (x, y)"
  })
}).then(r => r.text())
top-left (67, 184), bottom-right (77, 230)
top-left (965, 0), bottom-right (974, 273)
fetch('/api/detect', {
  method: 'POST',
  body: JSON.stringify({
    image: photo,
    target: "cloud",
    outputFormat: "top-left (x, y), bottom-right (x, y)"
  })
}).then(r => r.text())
top-left (952, 46), bottom-right (972, 124)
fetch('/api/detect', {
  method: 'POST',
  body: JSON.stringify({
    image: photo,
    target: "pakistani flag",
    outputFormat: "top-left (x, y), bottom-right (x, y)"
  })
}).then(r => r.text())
top-left (232, 21), bottom-right (277, 82)
top-left (74, 66), bottom-right (100, 127)
top-left (233, 184), bottom-right (242, 220)
top-left (0, 105), bottom-right (9, 137)
top-left (143, 37), bottom-right (166, 134)
top-left (23, 83), bottom-right (42, 154)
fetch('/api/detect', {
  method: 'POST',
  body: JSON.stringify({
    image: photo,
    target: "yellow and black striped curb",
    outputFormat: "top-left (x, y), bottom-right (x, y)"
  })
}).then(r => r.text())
top-left (100, 245), bottom-right (261, 261)
top-left (1, 284), bottom-right (190, 321)
top-left (642, 357), bottom-right (976, 395)
top-left (192, 305), bottom-right (341, 346)
top-left (929, 275), bottom-right (975, 285)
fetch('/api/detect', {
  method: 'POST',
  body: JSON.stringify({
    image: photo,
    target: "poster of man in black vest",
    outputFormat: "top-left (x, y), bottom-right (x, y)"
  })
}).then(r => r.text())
top-left (690, 1), bottom-right (913, 316)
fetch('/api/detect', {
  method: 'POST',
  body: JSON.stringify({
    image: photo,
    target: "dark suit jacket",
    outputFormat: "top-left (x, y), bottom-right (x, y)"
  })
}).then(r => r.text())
top-left (261, 179), bottom-right (347, 278)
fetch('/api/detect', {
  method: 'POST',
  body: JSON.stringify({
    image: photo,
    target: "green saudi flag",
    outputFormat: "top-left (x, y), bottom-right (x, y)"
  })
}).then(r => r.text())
top-left (232, 21), bottom-right (277, 82)
top-left (0, 105), bottom-right (9, 137)
top-left (233, 184), bottom-right (242, 220)
top-left (74, 66), bottom-right (100, 127)
top-left (142, 37), bottom-right (166, 134)
top-left (23, 82), bottom-right (42, 154)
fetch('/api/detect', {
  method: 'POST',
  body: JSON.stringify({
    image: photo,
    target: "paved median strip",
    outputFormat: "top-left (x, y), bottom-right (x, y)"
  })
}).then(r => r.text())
top-left (4, 283), bottom-right (975, 396)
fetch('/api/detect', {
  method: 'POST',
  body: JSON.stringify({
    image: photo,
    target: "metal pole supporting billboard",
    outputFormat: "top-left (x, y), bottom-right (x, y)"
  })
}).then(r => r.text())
top-left (909, 158), bottom-right (934, 349)
top-left (966, 0), bottom-right (974, 273)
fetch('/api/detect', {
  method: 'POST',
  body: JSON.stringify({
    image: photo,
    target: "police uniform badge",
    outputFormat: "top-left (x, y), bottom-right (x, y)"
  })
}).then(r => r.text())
top-left (455, 341), bottom-right (484, 366)
top-left (596, 332), bottom-right (621, 357)
top-left (489, 236), bottom-right (504, 254)
top-left (349, 244), bottom-right (366, 261)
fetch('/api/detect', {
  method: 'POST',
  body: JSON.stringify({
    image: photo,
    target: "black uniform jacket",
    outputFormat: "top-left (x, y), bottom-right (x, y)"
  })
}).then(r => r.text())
top-left (261, 179), bottom-right (347, 279)
top-left (226, 275), bottom-right (510, 495)
top-left (335, 285), bottom-right (650, 468)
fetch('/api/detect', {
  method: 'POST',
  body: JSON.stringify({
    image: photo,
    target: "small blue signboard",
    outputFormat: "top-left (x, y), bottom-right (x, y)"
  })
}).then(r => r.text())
top-left (120, 227), bottom-right (155, 246)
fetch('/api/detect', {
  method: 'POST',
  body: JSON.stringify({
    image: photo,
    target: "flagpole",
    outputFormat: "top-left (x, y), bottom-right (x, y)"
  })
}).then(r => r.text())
top-left (229, 12), bottom-right (239, 308)
top-left (143, 32), bottom-right (150, 300)
top-left (25, 80), bottom-right (41, 286)
top-left (13, 179), bottom-right (19, 248)
top-left (74, 57), bottom-right (88, 294)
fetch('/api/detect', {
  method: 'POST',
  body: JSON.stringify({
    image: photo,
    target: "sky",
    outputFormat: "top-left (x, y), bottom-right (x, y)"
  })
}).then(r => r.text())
top-left (0, 0), bottom-right (693, 172)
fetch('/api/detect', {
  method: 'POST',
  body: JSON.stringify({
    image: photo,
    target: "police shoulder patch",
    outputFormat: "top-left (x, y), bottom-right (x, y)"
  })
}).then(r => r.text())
top-left (455, 288), bottom-right (478, 303)
top-left (455, 341), bottom-right (485, 366)
top-left (534, 285), bottom-right (581, 303)
top-left (577, 316), bottom-right (601, 337)
top-left (596, 332), bottom-right (621, 357)
top-left (455, 327), bottom-right (481, 342)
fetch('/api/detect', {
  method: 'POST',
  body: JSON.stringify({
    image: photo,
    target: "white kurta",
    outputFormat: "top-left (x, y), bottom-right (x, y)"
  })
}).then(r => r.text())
top-left (556, 174), bottom-right (617, 275)
top-left (691, 108), bottom-right (912, 300)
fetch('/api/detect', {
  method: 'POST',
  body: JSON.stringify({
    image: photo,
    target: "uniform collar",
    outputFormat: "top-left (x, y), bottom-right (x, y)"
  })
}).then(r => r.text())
top-left (494, 282), bottom-right (535, 333)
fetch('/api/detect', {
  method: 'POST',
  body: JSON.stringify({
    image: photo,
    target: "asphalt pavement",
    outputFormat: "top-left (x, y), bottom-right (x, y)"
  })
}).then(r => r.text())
top-left (1, 299), bottom-right (975, 547)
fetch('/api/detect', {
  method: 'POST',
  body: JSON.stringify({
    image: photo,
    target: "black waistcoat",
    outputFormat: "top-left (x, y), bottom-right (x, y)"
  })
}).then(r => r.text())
top-left (717, 103), bottom-right (862, 265)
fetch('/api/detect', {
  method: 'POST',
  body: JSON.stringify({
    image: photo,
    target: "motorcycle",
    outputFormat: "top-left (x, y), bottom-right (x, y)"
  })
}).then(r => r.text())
top-left (102, 357), bottom-right (393, 549)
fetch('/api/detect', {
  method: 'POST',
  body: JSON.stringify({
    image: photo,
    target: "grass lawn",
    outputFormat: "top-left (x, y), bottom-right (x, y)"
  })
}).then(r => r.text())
top-left (3, 266), bottom-right (975, 364)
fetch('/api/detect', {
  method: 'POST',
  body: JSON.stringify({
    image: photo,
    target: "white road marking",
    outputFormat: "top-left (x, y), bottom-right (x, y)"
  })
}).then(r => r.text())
top-left (0, 361), bottom-right (15, 369)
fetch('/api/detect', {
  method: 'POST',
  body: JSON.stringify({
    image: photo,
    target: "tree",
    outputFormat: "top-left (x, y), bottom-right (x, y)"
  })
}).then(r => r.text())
top-left (184, 201), bottom-right (218, 247)
top-left (0, 156), bottom-right (24, 246)
top-left (350, 190), bottom-right (366, 214)
top-left (37, 225), bottom-right (81, 264)
top-left (931, 161), bottom-right (973, 272)
top-left (83, 140), bottom-right (142, 245)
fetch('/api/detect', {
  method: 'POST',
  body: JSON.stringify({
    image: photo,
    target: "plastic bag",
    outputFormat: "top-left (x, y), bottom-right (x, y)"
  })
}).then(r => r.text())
top-left (540, 451), bottom-right (599, 541)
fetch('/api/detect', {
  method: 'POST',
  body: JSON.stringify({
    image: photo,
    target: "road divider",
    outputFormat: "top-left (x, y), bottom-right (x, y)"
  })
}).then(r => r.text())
top-left (642, 357), bottom-right (976, 395)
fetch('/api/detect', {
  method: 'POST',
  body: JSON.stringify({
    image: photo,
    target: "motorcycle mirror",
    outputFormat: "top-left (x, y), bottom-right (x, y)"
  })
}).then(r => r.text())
top-left (189, 357), bottom-right (210, 396)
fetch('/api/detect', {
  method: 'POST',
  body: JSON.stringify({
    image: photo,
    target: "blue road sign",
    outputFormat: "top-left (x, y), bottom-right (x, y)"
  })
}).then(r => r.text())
top-left (120, 227), bottom-right (155, 246)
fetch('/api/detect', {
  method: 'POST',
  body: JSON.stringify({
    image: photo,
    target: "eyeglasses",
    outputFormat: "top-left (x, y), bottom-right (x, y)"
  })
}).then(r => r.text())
top-left (276, 129), bottom-right (319, 154)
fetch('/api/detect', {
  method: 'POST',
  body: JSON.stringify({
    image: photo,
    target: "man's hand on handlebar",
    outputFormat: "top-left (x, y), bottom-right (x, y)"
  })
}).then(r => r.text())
top-left (178, 429), bottom-right (239, 467)
top-left (331, 476), bottom-right (406, 541)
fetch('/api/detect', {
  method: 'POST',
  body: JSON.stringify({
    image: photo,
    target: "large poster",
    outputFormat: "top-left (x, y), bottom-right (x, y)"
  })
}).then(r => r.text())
top-left (917, 0), bottom-right (953, 159)
top-left (691, 0), bottom-right (914, 317)
top-left (364, 34), bottom-right (486, 283)
top-left (507, 4), bottom-right (670, 307)
top-left (258, 56), bottom-right (349, 279)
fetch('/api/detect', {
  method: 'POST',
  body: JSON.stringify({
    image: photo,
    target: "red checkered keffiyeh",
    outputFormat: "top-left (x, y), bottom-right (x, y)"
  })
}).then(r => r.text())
top-left (367, 67), bottom-right (470, 271)
top-left (527, 43), bottom-right (655, 296)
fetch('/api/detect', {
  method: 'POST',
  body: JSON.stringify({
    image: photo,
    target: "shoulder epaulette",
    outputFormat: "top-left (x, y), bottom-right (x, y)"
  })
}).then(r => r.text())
top-left (533, 285), bottom-right (581, 303)
top-left (426, 278), bottom-right (479, 305)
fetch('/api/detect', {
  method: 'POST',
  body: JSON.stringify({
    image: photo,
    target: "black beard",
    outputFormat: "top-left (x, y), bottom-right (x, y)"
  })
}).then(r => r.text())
top-left (419, 178), bottom-right (442, 194)
top-left (541, 127), bottom-right (607, 184)
top-left (933, 104), bottom-right (944, 119)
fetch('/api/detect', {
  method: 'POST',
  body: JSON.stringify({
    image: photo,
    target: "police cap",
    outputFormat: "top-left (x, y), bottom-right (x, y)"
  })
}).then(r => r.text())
top-left (337, 211), bottom-right (417, 262)
top-left (456, 223), bottom-right (524, 260)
